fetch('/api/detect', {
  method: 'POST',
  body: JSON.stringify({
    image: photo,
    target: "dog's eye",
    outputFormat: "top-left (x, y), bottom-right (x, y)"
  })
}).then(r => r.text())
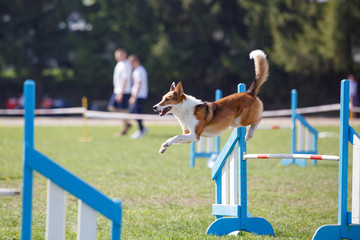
top-left (165, 98), bottom-right (169, 101)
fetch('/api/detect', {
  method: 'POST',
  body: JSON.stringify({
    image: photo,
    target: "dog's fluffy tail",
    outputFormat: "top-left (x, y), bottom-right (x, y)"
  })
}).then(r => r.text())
top-left (247, 49), bottom-right (269, 96)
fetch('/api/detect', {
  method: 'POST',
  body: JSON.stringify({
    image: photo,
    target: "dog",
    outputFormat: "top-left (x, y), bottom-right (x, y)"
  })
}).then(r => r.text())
top-left (153, 49), bottom-right (269, 154)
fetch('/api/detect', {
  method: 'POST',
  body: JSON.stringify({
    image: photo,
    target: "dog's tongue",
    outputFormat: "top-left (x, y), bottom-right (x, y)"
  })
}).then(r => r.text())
top-left (160, 107), bottom-right (171, 116)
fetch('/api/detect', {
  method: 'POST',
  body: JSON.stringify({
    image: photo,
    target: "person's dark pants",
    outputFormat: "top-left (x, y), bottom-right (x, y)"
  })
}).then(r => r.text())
top-left (108, 93), bottom-right (130, 110)
top-left (129, 98), bottom-right (145, 131)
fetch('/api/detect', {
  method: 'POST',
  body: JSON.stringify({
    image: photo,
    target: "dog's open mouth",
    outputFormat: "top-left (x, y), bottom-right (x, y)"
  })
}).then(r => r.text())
top-left (159, 106), bottom-right (172, 116)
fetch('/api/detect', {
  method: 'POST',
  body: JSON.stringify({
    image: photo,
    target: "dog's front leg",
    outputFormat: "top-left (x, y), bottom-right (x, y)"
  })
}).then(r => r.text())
top-left (159, 133), bottom-right (198, 154)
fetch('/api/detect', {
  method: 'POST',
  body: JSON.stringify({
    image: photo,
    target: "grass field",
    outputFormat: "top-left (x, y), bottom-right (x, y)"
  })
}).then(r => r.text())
top-left (0, 123), bottom-right (357, 239)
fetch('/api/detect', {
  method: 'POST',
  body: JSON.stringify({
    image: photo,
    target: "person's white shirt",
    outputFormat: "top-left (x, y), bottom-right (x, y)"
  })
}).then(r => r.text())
top-left (113, 60), bottom-right (132, 94)
top-left (131, 65), bottom-right (148, 99)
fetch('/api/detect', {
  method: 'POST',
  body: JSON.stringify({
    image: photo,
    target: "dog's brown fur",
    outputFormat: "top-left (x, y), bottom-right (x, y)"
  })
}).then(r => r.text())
top-left (153, 50), bottom-right (269, 153)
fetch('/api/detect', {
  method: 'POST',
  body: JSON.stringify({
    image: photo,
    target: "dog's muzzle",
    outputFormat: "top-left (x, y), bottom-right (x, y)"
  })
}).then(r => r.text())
top-left (153, 105), bottom-right (172, 116)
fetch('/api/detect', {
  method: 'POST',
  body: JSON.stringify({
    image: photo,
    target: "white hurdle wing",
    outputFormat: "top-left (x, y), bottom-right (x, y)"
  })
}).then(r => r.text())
top-left (221, 147), bottom-right (238, 205)
top-left (46, 180), bottom-right (66, 240)
top-left (46, 180), bottom-right (98, 240)
top-left (77, 200), bottom-right (97, 240)
top-left (352, 134), bottom-right (360, 224)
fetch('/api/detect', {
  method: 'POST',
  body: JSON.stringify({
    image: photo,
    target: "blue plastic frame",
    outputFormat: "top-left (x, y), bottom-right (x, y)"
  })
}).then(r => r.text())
top-left (21, 80), bottom-right (122, 240)
top-left (282, 89), bottom-right (318, 167)
top-left (207, 80), bottom-right (360, 239)
top-left (312, 80), bottom-right (360, 239)
top-left (207, 83), bottom-right (274, 236)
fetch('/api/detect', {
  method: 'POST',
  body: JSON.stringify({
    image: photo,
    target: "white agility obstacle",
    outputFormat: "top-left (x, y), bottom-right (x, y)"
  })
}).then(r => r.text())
top-left (207, 80), bottom-right (360, 239)
top-left (21, 80), bottom-right (122, 240)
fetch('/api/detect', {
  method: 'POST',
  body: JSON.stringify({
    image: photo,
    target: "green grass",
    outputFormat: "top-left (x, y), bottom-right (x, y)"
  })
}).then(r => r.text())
top-left (0, 124), bottom-right (357, 239)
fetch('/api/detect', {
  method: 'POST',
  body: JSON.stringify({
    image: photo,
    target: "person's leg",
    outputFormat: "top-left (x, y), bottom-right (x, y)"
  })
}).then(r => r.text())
top-left (135, 98), bottom-right (144, 131)
top-left (120, 94), bottom-right (132, 135)
top-left (129, 98), bottom-right (147, 138)
top-left (107, 94), bottom-right (117, 112)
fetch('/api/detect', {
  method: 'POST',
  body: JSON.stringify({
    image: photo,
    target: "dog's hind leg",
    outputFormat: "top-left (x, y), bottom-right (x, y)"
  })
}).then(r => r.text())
top-left (245, 120), bottom-right (261, 141)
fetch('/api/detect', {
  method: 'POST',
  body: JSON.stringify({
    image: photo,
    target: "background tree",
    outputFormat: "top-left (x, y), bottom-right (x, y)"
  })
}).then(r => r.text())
top-left (0, 0), bottom-right (81, 104)
top-left (1, 0), bottom-right (360, 111)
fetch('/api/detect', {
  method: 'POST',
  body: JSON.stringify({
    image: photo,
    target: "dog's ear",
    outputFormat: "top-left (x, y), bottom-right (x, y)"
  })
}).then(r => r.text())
top-left (170, 82), bottom-right (176, 91)
top-left (175, 82), bottom-right (183, 95)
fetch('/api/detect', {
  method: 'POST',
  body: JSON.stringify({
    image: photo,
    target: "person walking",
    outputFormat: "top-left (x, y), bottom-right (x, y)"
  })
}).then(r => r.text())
top-left (349, 73), bottom-right (358, 106)
top-left (128, 54), bottom-right (148, 139)
top-left (108, 48), bottom-right (133, 136)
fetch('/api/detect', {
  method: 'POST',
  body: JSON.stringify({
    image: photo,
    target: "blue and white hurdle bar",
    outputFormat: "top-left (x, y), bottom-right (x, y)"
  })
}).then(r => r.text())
top-left (189, 89), bottom-right (222, 168)
top-left (21, 80), bottom-right (122, 240)
top-left (207, 80), bottom-right (360, 239)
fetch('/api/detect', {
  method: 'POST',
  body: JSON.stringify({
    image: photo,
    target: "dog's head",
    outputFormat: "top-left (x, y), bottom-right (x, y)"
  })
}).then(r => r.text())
top-left (153, 82), bottom-right (185, 116)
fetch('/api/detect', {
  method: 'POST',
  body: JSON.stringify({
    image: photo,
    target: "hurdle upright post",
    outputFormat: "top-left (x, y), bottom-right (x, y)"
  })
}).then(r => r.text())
top-left (238, 84), bottom-right (248, 230)
top-left (338, 79), bottom-right (350, 235)
top-left (282, 89), bottom-right (318, 167)
top-left (22, 79), bottom-right (35, 240)
top-left (215, 89), bottom-right (222, 155)
top-left (79, 96), bottom-right (92, 142)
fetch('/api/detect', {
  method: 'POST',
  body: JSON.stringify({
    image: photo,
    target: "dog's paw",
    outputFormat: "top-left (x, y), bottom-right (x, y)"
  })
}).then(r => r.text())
top-left (159, 142), bottom-right (170, 154)
top-left (245, 135), bottom-right (252, 141)
top-left (159, 146), bottom-right (167, 154)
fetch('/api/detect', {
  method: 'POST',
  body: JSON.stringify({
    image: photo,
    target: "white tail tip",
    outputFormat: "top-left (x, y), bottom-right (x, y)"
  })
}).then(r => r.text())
top-left (249, 49), bottom-right (266, 59)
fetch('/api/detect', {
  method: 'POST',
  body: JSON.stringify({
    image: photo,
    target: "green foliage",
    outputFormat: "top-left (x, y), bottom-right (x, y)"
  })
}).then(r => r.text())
top-left (319, 0), bottom-right (360, 72)
top-left (1, 0), bottom-right (360, 108)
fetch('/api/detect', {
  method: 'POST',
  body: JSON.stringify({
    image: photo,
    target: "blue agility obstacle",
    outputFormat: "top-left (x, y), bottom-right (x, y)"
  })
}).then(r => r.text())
top-left (189, 89), bottom-right (222, 168)
top-left (207, 83), bottom-right (275, 236)
top-left (21, 80), bottom-right (122, 240)
top-left (207, 80), bottom-right (360, 239)
top-left (282, 89), bottom-right (318, 167)
top-left (312, 80), bottom-right (360, 240)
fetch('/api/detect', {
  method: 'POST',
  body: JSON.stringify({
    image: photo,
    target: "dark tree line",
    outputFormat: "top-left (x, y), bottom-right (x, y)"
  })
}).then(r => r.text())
top-left (1, 0), bottom-right (360, 111)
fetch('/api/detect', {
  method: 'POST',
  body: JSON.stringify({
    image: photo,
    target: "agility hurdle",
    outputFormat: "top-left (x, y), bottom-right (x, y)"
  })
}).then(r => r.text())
top-left (312, 80), bottom-right (360, 239)
top-left (282, 89), bottom-right (318, 167)
top-left (189, 89), bottom-right (222, 168)
top-left (207, 80), bottom-right (360, 239)
top-left (21, 80), bottom-right (122, 240)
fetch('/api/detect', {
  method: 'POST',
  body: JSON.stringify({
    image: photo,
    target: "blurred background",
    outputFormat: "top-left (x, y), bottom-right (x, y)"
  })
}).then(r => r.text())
top-left (1, 0), bottom-right (360, 112)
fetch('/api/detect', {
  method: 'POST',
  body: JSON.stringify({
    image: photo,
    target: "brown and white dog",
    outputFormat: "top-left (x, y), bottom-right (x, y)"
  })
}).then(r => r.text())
top-left (153, 50), bottom-right (269, 154)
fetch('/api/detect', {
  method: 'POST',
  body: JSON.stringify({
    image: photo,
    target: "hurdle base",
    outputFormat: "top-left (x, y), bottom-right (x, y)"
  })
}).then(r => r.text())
top-left (206, 216), bottom-right (274, 236)
top-left (312, 224), bottom-right (360, 240)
